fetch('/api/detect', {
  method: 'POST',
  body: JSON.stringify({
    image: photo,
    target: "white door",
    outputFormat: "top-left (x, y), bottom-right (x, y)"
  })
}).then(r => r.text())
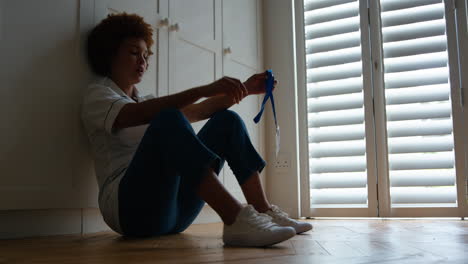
top-left (299, 0), bottom-right (467, 217)
top-left (374, 0), bottom-right (467, 217)
top-left (222, 0), bottom-right (263, 203)
top-left (167, 0), bottom-right (222, 110)
top-left (167, 0), bottom-right (224, 182)
top-left (299, 0), bottom-right (379, 216)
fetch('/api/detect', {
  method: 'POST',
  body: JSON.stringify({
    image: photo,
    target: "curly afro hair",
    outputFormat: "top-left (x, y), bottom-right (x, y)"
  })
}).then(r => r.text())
top-left (87, 12), bottom-right (154, 76)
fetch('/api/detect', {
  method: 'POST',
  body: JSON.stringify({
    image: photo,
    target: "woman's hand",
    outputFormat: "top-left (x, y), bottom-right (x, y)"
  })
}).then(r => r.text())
top-left (202, 76), bottom-right (248, 104)
top-left (243, 72), bottom-right (278, 95)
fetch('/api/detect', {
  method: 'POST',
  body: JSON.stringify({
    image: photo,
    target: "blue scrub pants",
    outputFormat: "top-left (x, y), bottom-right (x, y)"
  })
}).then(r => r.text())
top-left (118, 108), bottom-right (266, 237)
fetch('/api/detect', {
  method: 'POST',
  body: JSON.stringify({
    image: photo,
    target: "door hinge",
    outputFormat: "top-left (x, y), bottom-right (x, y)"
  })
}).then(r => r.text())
top-left (450, 0), bottom-right (457, 10)
top-left (372, 97), bottom-right (376, 115)
top-left (367, 7), bottom-right (371, 25)
top-left (461, 86), bottom-right (465, 107)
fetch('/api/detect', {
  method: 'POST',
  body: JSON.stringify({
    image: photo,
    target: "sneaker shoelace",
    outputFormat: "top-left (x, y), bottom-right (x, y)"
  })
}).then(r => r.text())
top-left (247, 211), bottom-right (276, 231)
top-left (271, 205), bottom-right (290, 218)
top-left (270, 205), bottom-right (296, 224)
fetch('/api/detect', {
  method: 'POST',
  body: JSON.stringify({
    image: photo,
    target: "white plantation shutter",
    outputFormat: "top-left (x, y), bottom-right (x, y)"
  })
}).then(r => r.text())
top-left (304, 0), bottom-right (369, 207)
top-left (380, 0), bottom-right (457, 206)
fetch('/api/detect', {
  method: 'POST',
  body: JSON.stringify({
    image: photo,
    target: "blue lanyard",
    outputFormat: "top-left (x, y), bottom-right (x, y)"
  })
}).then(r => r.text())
top-left (253, 69), bottom-right (277, 128)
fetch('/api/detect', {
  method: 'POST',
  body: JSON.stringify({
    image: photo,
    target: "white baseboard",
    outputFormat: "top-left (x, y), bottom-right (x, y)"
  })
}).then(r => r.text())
top-left (0, 205), bottom-right (221, 240)
top-left (82, 208), bottom-right (112, 234)
top-left (193, 204), bottom-right (222, 224)
top-left (0, 209), bottom-right (83, 239)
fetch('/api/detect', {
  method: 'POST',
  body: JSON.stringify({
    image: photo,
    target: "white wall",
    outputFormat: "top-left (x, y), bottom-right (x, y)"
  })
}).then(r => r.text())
top-left (0, 0), bottom-right (265, 239)
top-left (262, 0), bottom-right (302, 218)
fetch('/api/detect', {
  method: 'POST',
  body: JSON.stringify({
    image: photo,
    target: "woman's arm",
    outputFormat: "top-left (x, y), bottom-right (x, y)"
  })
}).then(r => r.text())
top-left (181, 95), bottom-right (236, 123)
top-left (113, 76), bottom-right (248, 129)
top-left (114, 87), bottom-right (203, 129)
top-left (181, 72), bottom-right (276, 123)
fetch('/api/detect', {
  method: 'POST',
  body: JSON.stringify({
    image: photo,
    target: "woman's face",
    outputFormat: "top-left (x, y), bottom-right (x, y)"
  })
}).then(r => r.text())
top-left (111, 37), bottom-right (150, 85)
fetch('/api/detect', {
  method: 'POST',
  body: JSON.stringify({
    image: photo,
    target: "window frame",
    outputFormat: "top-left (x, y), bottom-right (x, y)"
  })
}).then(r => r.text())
top-left (296, 0), bottom-right (468, 217)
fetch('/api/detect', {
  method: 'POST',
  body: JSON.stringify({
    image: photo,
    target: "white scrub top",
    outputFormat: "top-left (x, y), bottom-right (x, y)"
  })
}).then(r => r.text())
top-left (81, 76), bottom-right (155, 234)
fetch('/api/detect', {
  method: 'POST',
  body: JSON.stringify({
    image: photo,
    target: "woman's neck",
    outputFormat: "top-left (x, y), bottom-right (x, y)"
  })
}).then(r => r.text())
top-left (110, 75), bottom-right (133, 97)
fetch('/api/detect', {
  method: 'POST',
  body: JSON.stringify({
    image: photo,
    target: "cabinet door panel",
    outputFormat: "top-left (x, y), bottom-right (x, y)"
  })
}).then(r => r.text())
top-left (169, 39), bottom-right (216, 94)
top-left (223, 0), bottom-right (259, 69)
top-left (168, 0), bottom-right (221, 93)
top-left (167, 0), bottom-right (223, 183)
top-left (222, 0), bottom-right (263, 202)
top-left (170, 0), bottom-right (218, 51)
top-left (168, 0), bottom-right (222, 132)
top-left (105, 0), bottom-right (158, 26)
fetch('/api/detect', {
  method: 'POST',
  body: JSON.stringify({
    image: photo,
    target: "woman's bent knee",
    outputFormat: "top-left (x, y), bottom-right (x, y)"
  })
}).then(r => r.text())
top-left (151, 108), bottom-right (185, 125)
top-left (211, 109), bottom-right (243, 125)
top-left (147, 108), bottom-right (191, 133)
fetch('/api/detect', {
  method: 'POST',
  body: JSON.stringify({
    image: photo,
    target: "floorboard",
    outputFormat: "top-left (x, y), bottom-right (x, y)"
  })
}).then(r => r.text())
top-left (0, 219), bottom-right (467, 263)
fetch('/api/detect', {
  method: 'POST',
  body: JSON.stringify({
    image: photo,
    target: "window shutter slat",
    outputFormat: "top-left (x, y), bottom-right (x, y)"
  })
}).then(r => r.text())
top-left (384, 52), bottom-right (447, 73)
top-left (382, 19), bottom-right (446, 42)
top-left (308, 92), bottom-right (363, 112)
top-left (381, 3), bottom-right (444, 27)
top-left (386, 119), bottom-right (452, 137)
top-left (306, 32), bottom-right (361, 53)
top-left (307, 61), bottom-right (362, 83)
top-left (307, 46), bottom-right (361, 68)
top-left (309, 139), bottom-right (365, 157)
top-left (390, 169), bottom-right (455, 187)
top-left (308, 108), bottom-right (364, 127)
top-left (389, 153), bottom-right (454, 170)
top-left (309, 156), bottom-right (367, 173)
top-left (384, 67), bottom-right (448, 88)
top-left (388, 135), bottom-right (453, 153)
top-left (304, 0), bottom-right (355, 12)
top-left (380, 0), bottom-right (442, 12)
top-left (310, 188), bottom-right (367, 206)
top-left (308, 124), bottom-right (365, 143)
top-left (310, 172), bottom-right (367, 189)
top-left (385, 84), bottom-right (449, 104)
top-left (383, 36), bottom-right (447, 58)
top-left (307, 77), bottom-right (362, 97)
top-left (390, 187), bottom-right (456, 204)
top-left (305, 1), bottom-right (358, 26)
top-left (305, 16), bottom-right (360, 40)
top-left (386, 102), bottom-right (451, 121)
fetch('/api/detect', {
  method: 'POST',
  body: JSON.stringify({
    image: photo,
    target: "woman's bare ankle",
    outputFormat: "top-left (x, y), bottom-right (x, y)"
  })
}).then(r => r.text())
top-left (255, 205), bottom-right (272, 214)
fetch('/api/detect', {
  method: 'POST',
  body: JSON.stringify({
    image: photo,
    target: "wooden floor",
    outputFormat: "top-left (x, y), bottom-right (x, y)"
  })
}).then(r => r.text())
top-left (0, 219), bottom-right (467, 264)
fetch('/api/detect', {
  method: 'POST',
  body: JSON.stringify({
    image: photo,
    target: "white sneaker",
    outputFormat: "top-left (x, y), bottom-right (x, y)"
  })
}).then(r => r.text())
top-left (223, 205), bottom-right (296, 247)
top-left (265, 205), bottom-right (313, 234)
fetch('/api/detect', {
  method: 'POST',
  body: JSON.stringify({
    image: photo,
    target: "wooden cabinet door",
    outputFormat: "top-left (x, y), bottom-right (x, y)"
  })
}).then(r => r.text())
top-left (223, 0), bottom-right (261, 70)
top-left (167, 0), bottom-right (222, 130)
top-left (167, 0), bottom-right (224, 183)
top-left (222, 0), bottom-right (264, 203)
